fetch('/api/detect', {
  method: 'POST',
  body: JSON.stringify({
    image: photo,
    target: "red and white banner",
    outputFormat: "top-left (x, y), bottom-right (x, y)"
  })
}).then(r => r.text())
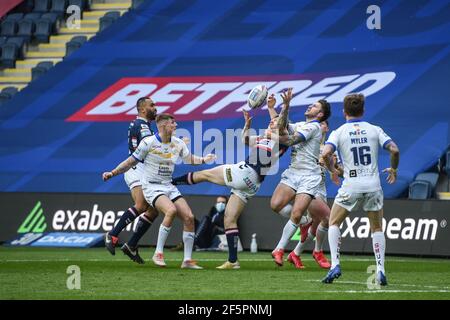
top-left (67, 73), bottom-right (395, 122)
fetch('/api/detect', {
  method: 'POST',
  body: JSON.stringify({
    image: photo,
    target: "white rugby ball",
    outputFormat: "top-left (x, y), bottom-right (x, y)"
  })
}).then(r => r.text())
top-left (247, 85), bottom-right (268, 109)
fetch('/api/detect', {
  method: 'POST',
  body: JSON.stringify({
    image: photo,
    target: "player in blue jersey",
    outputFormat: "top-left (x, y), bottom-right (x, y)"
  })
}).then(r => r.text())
top-left (321, 93), bottom-right (399, 285)
top-left (172, 93), bottom-right (290, 269)
top-left (104, 97), bottom-right (159, 264)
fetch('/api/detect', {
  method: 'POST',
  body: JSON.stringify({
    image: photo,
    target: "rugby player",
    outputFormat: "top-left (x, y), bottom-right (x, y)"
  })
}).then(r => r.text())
top-left (103, 97), bottom-right (159, 264)
top-left (321, 93), bottom-right (399, 285)
top-left (103, 113), bottom-right (215, 269)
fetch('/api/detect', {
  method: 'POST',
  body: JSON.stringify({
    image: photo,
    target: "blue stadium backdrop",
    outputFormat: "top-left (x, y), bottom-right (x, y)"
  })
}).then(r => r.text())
top-left (1, 0), bottom-right (449, 198)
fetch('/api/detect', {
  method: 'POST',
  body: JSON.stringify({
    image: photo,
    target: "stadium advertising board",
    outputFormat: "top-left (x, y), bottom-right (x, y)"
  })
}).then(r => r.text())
top-left (0, 193), bottom-right (449, 256)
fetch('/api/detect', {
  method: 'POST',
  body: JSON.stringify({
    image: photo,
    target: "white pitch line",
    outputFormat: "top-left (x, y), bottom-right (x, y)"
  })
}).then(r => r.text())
top-left (311, 290), bottom-right (450, 293)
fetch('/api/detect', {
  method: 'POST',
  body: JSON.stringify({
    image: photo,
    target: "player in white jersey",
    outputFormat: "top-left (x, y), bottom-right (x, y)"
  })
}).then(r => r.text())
top-left (268, 88), bottom-right (332, 267)
top-left (321, 93), bottom-right (399, 285)
top-left (103, 113), bottom-right (215, 269)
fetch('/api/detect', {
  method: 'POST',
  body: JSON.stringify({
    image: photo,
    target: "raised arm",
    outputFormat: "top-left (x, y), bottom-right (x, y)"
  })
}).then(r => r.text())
top-left (266, 93), bottom-right (278, 119)
top-left (184, 153), bottom-right (216, 165)
top-left (241, 110), bottom-right (258, 146)
top-left (382, 141), bottom-right (400, 184)
top-left (102, 156), bottom-right (138, 181)
top-left (277, 88), bottom-right (293, 131)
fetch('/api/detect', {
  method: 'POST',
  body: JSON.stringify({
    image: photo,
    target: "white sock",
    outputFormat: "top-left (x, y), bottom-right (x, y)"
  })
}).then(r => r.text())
top-left (183, 231), bottom-right (195, 261)
top-left (155, 224), bottom-right (171, 254)
top-left (278, 204), bottom-right (292, 218)
top-left (276, 220), bottom-right (298, 250)
top-left (293, 231), bottom-right (314, 256)
top-left (372, 231), bottom-right (386, 273)
top-left (328, 225), bottom-right (341, 269)
top-left (315, 225), bottom-right (328, 252)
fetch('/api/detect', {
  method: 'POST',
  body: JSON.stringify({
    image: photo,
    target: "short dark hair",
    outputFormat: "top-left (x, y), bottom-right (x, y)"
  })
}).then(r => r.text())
top-left (321, 119), bottom-right (329, 127)
top-left (156, 113), bottom-right (174, 123)
top-left (344, 93), bottom-right (365, 117)
top-left (136, 97), bottom-right (149, 111)
top-left (217, 196), bottom-right (228, 203)
top-left (318, 99), bottom-right (331, 122)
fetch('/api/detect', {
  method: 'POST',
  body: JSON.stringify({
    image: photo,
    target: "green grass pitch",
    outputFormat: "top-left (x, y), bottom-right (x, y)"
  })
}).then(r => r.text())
top-left (1, 247), bottom-right (449, 300)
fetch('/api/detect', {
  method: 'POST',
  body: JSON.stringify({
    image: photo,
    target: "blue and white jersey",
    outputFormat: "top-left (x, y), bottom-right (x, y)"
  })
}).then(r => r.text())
top-left (132, 134), bottom-right (190, 184)
top-left (326, 119), bottom-right (392, 193)
top-left (128, 117), bottom-right (153, 155)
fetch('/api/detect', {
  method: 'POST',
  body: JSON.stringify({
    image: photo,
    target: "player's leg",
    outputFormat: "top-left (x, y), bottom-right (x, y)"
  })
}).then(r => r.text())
top-left (172, 197), bottom-right (203, 269)
top-left (270, 183), bottom-right (296, 218)
top-left (172, 165), bottom-right (226, 186)
top-left (322, 202), bottom-right (349, 283)
top-left (105, 185), bottom-right (149, 255)
top-left (272, 193), bottom-right (313, 266)
top-left (307, 198), bottom-right (331, 269)
top-left (216, 193), bottom-right (246, 269)
top-left (151, 195), bottom-right (178, 267)
top-left (365, 190), bottom-right (387, 285)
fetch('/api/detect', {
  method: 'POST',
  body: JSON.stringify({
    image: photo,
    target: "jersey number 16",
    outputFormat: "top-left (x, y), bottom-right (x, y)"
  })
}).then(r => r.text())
top-left (350, 146), bottom-right (372, 166)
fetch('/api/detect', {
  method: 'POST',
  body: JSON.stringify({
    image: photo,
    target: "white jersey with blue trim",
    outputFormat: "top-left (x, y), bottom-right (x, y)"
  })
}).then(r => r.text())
top-left (326, 120), bottom-right (392, 193)
top-left (132, 133), bottom-right (190, 184)
top-left (287, 120), bottom-right (322, 175)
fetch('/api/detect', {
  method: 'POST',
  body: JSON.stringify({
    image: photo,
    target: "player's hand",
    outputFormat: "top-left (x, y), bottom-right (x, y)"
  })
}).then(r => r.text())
top-left (383, 168), bottom-right (398, 184)
top-left (243, 110), bottom-right (253, 125)
top-left (102, 171), bottom-right (113, 181)
top-left (330, 171), bottom-right (341, 186)
top-left (267, 93), bottom-right (276, 109)
top-left (203, 154), bottom-right (216, 164)
top-left (265, 129), bottom-right (280, 141)
top-left (181, 136), bottom-right (190, 145)
top-left (281, 88), bottom-right (293, 106)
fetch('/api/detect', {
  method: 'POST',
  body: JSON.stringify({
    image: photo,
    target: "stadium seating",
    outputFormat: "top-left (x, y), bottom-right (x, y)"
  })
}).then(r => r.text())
top-left (17, 19), bottom-right (35, 43)
top-left (65, 35), bottom-right (87, 56)
top-left (34, 18), bottom-right (52, 42)
top-left (33, 0), bottom-right (52, 13)
top-left (4, 13), bottom-right (24, 22)
top-left (50, 0), bottom-right (68, 19)
top-left (0, 43), bottom-right (19, 68)
top-left (409, 181), bottom-right (432, 200)
top-left (445, 151), bottom-right (450, 177)
top-left (7, 37), bottom-right (27, 59)
top-left (1, 20), bottom-right (18, 37)
top-left (41, 12), bottom-right (61, 33)
top-left (31, 60), bottom-right (54, 81)
top-left (0, 86), bottom-right (18, 105)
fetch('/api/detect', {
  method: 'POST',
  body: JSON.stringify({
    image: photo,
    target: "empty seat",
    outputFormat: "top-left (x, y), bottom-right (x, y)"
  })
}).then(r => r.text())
top-left (409, 180), bottom-right (431, 200)
top-left (50, 0), bottom-right (68, 19)
top-left (0, 36), bottom-right (6, 46)
top-left (37, 61), bottom-right (54, 70)
top-left (34, 19), bottom-right (52, 43)
top-left (71, 35), bottom-right (87, 44)
top-left (0, 87), bottom-right (19, 98)
top-left (41, 12), bottom-right (60, 33)
top-left (5, 13), bottom-right (24, 22)
top-left (7, 37), bottom-right (27, 59)
top-left (0, 43), bottom-right (19, 68)
top-left (33, 0), bottom-right (51, 13)
top-left (17, 19), bottom-right (36, 43)
top-left (68, 0), bottom-right (88, 11)
top-left (24, 12), bottom-right (43, 22)
top-left (1, 20), bottom-right (18, 37)
top-left (105, 11), bottom-right (120, 21)
top-left (99, 17), bottom-right (115, 32)
top-left (415, 172), bottom-right (439, 196)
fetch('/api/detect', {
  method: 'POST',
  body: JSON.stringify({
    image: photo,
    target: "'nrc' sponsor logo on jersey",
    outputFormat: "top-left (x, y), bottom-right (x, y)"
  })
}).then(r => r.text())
top-left (67, 72), bottom-right (396, 122)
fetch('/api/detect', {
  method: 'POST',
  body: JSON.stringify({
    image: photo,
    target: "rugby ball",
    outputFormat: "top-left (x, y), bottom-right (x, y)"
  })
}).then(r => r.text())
top-left (247, 85), bottom-right (268, 109)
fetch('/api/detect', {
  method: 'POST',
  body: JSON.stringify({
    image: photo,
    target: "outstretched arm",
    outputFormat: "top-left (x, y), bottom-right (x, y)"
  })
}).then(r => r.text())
top-left (266, 93), bottom-right (278, 119)
top-left (321, 144), bottom-right (337, 174)
top-left (103, 156), bottom-right (138, 181)
top-left (242, 110), bottom-right (258, 146)
top-left (383, 141), bottom-right (400, 184)
top-left (277, 88), bottom-right (293, 131)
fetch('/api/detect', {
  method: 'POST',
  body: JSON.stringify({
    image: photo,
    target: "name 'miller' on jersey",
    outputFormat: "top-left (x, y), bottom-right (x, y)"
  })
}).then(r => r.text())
top-left (66, 73), bottom-right (396, 122)
top-left (132, 134), bottom-right (190, 184)
top-left (326, 121), bottom-right (392, 193)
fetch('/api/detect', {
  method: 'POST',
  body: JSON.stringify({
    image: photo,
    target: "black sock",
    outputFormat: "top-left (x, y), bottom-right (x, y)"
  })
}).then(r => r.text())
top-left (225, 228), bottom-right (239, 263)
top-left (172, 172), bottom-right (195, 185)
top-left (128, 215), bottom-right (152, 248)
top-left (109, 207), bottom-right (138, 237)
